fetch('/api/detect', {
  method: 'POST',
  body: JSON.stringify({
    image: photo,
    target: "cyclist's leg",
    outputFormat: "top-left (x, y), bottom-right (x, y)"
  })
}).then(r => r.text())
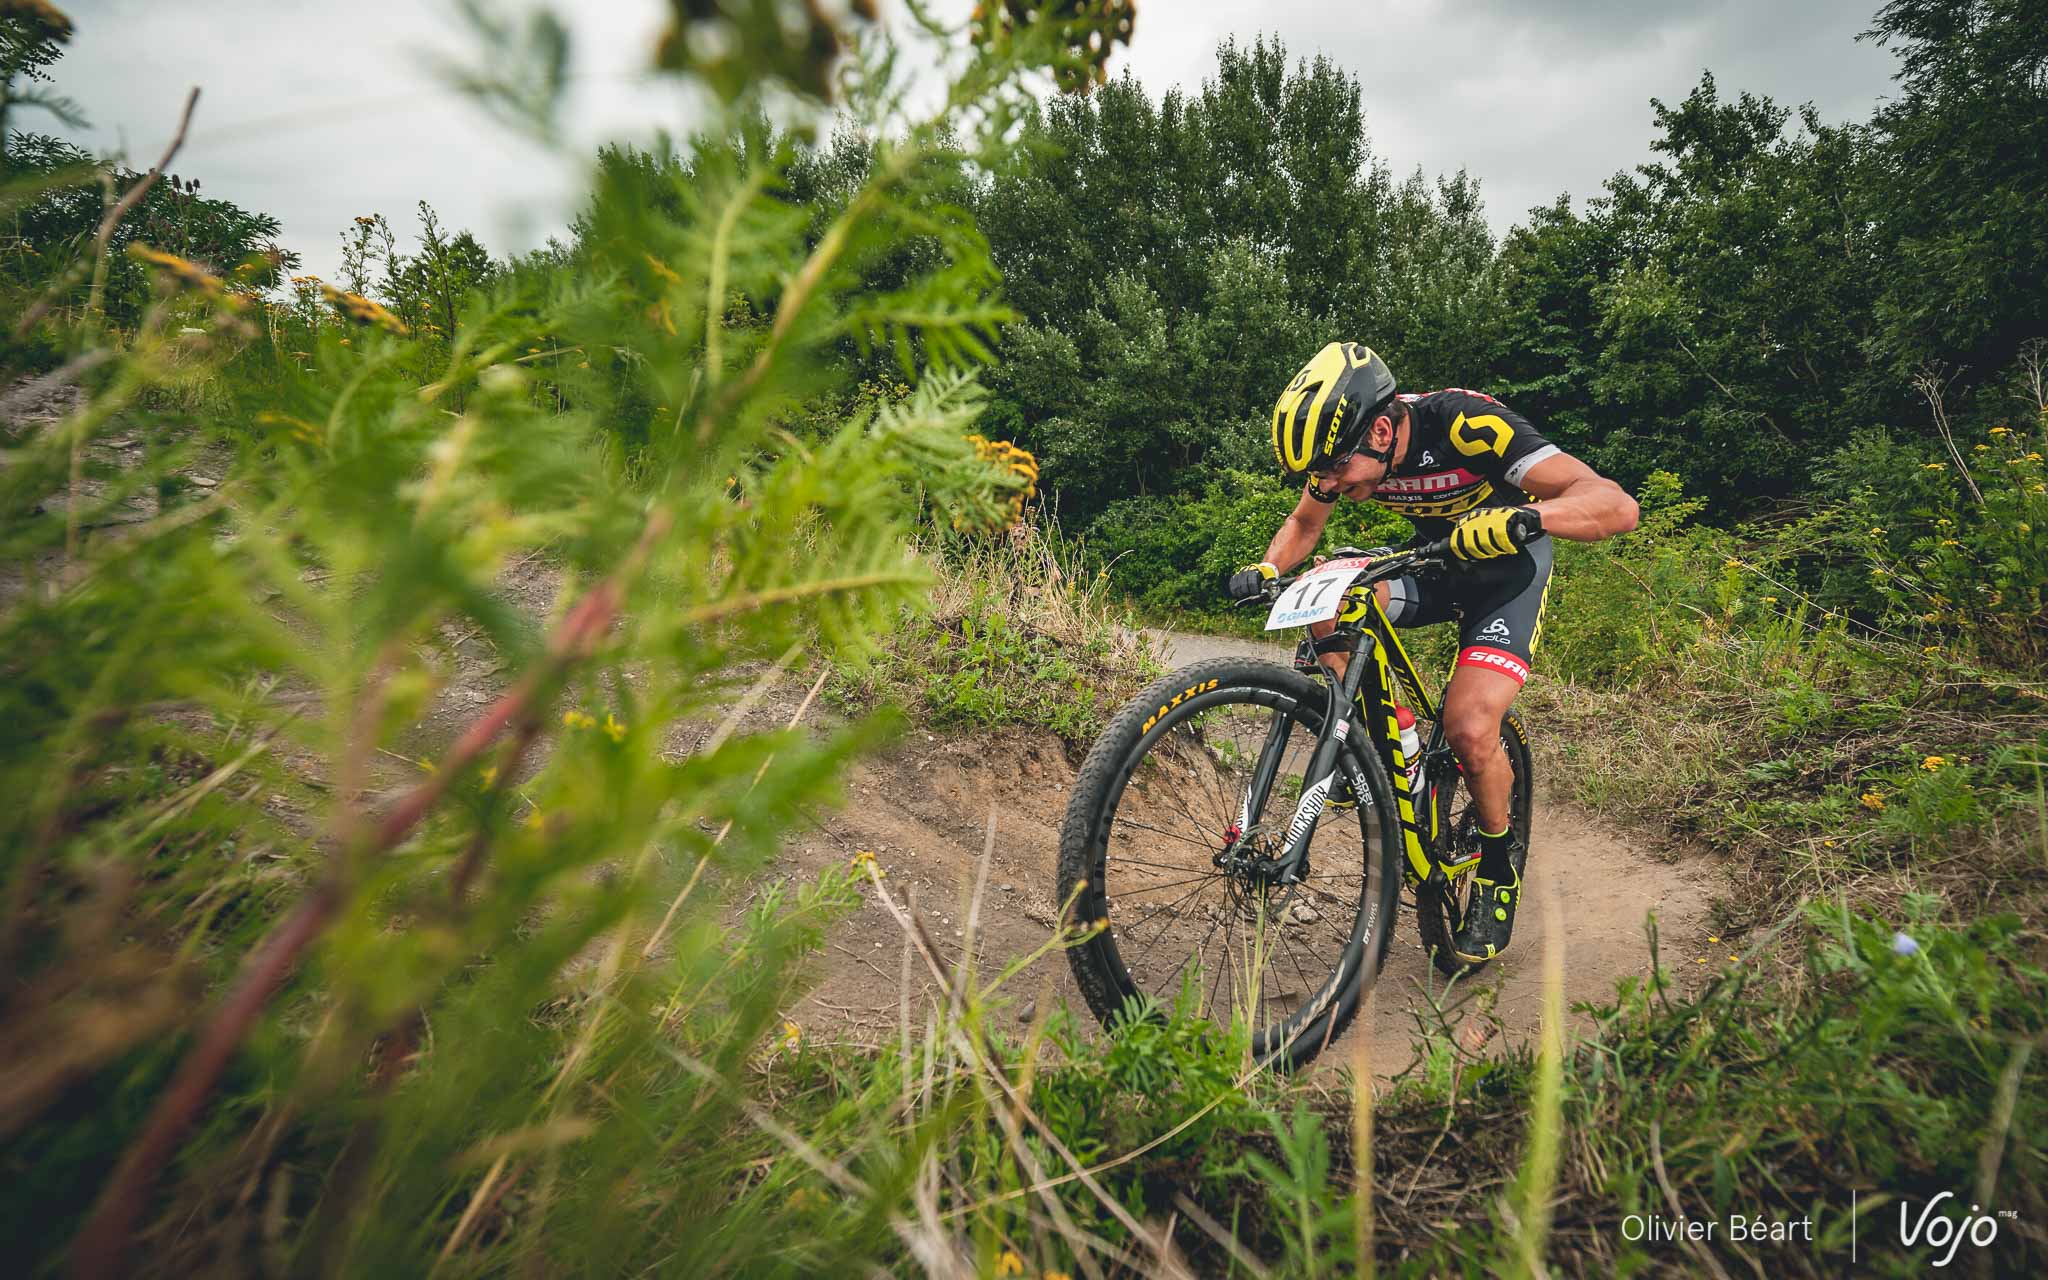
top-left (1440, 538), bottom-right (1553, 834)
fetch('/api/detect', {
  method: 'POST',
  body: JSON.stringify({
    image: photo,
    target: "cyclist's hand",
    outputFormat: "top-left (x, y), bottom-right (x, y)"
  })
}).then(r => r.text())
top-left (1449, 506), bottom-right (1544, 561)
top-left (1227, 562), bottom-right (1279, 601)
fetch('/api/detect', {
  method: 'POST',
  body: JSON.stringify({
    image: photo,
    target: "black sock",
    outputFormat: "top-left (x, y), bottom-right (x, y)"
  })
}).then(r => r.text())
top-left (1477, 823), bottom-right (1514, 882)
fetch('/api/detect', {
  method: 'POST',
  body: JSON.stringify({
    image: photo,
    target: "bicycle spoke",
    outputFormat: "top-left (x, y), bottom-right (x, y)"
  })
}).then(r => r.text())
top-left (1109, 817), bottom-right (1220, 852)
top-left (1117, 879), bottom-right (1219, 940)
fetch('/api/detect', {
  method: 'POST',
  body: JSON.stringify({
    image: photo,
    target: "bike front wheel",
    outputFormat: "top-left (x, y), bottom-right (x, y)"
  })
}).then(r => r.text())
top-left (1057, 658), bottom-right (1404, 1070)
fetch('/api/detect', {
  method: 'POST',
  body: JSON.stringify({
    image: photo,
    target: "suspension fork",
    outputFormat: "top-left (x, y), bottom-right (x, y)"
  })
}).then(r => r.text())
top-left (1270, 631), bottom-right (1373, 884)
top-left (1235, 707), bottom-right (1297, 836)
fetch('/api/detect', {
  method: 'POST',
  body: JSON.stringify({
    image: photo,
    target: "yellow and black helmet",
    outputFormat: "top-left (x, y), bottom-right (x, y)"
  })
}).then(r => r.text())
top-left (1270, 341), bottom-right (1398, 478)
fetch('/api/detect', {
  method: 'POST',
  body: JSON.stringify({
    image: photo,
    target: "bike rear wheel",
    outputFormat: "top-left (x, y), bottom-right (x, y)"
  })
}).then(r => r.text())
top-left (1413, 709), bottom-right (1535, 977)
top-left (1057, 658), bottom-right (1404, 1070)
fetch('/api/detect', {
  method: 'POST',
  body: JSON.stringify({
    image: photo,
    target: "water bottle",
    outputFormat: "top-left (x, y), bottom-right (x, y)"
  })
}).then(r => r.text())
top-left (1394, 705), bottom-right (1423, 794)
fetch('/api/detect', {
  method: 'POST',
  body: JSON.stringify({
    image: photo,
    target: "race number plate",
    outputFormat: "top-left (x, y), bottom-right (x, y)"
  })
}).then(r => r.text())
top-left (1265, 557), bottom-right (1372, 630)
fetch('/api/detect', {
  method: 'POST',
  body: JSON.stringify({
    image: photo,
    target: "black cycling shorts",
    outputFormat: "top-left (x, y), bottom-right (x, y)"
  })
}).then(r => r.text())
top-left (1382, 537), bottom-right (1552, 685)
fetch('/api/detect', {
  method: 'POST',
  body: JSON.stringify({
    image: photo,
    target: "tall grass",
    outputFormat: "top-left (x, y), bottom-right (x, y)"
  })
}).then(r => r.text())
top-left (831, 518), bottom-right (1163, 744)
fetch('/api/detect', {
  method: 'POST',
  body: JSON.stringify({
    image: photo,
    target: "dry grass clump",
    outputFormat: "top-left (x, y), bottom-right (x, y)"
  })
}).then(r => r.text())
top-left (835, 519), bottom-right (1163, 744)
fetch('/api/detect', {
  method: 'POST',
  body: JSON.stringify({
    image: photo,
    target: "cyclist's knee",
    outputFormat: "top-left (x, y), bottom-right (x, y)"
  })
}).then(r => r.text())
top-left (1444, 709), bottom-right (1505, 765)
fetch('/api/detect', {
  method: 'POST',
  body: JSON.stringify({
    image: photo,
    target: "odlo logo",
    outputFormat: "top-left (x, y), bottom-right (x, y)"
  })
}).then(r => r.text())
top-left (1897, 1192), bottom-right (2000, 1267)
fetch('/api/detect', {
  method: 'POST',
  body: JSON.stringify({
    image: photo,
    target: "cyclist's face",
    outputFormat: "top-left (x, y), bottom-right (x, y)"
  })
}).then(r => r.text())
top-left (1310, 414), bottom-right (1397, 499)
top-left (1312, 452), bottom-right (1384, 499)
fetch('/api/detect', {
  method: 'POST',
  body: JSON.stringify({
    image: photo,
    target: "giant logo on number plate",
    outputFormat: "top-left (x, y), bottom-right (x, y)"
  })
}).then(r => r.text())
top-left (1266, 557), bottom-right (1372, 630)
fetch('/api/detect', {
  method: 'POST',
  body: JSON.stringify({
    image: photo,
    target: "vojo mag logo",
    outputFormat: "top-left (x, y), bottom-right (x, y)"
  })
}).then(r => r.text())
top-left (1891, 1191), bottom-right (2008, 1268)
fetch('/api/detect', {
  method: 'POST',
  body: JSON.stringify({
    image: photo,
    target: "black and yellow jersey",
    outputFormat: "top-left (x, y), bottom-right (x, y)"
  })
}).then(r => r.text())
top-left (1350, 388), bottom-right (1560, 536)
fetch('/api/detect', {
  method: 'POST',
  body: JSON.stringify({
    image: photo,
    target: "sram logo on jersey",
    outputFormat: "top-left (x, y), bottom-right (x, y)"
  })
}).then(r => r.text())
top-left (1375, 468), bottom-right (1482, 495)
top-left (1458, 645), bottom-right (1529, 685)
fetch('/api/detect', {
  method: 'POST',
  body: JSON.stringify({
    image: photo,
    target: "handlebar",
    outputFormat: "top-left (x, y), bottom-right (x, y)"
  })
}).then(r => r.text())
top-left (1239, 536), bottom-right (1455, 607)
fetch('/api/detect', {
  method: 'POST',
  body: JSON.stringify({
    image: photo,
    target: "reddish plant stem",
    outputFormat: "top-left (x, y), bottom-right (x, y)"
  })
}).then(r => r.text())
top-left (69, 879), bottom-right (341, 1280)
top-left (69, 513), bottom-right (668, 1279)
top-left (448, 712), bottom-right (545, 903)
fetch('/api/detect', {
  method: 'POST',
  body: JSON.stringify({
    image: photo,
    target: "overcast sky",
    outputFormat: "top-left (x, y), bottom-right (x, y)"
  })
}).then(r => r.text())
top-left (48, 1), bottom-right (1902, 280)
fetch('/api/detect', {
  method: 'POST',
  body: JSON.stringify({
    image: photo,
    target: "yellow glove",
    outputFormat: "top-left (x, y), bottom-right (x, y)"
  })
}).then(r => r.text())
top-left (1450, 506), bottom-right (1543, 561)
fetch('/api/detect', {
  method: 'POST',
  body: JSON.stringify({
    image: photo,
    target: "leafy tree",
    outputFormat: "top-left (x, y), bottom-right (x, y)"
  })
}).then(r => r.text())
top-left (1864, 0), bottom-right (2048, 383)
top-left (0, 1), bottom-right (79, 168)
top-left (382, 200), bottom-right (498, 339)
top-left (973, 36), bottom-right (1506, 518)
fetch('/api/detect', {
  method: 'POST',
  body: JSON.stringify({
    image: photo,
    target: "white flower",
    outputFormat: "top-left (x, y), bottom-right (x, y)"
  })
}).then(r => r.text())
top-left (1892, 932), bottom-right (1920, 957)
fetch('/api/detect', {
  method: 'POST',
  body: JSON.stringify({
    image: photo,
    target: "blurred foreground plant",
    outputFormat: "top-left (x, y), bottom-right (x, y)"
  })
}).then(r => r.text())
top-left (0, 6), bottom-right (1114, 1275)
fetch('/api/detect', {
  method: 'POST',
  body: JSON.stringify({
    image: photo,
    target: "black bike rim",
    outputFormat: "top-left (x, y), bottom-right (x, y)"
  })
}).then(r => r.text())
top-left (1076, 682), bottom-right (1395, 1061)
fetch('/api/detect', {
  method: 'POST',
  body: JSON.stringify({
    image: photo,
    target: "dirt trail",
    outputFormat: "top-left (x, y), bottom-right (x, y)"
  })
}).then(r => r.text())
top-left (780, 628), bottom-right (1722, 1078)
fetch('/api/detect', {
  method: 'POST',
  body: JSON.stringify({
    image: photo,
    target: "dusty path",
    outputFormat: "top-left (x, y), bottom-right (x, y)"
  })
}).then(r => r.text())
top-left (779, 628), bottom-right (1721, 1079)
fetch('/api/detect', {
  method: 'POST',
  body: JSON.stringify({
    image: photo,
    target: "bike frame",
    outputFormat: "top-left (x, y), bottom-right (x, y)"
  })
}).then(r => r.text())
top-left (1242, 545), bottom-right (1472, 903)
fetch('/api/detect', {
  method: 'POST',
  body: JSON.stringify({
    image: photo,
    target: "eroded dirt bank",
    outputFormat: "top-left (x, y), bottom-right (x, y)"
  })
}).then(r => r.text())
top-left (774, 628), bottom-right (1723, 1077)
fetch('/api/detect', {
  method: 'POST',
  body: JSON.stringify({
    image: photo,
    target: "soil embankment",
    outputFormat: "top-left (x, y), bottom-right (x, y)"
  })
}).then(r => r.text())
top-left (780, 628), bottom-right (1722, 1077)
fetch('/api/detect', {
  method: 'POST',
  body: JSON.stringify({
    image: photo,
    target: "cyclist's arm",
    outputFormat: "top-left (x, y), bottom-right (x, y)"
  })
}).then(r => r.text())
top-left (1259, 484), bottom-right (1336, 572)
top-left (1518, 451), bottom-right (1639, 541)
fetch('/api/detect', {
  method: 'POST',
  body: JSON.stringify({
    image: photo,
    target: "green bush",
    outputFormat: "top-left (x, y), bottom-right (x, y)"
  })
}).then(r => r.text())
top-left (1539, 469), bottom-right (1724, 685)
top-left (1086, 468), bottom-right (1412, 616)
top-left (1824, 416), bottom-right (2048, 668)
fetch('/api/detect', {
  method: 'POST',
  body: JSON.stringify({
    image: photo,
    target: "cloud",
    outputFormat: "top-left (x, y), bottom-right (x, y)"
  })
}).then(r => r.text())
top-left (53, 0), bottom-right (680, 278)
top-left (1108, 0), bottom-right (1899, 229)
top-left (44, 0), bottom-right (1903, 278)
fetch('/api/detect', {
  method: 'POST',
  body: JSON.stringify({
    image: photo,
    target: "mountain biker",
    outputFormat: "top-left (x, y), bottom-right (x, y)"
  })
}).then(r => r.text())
top-left (1227, 341), bottom-right (1639, 965)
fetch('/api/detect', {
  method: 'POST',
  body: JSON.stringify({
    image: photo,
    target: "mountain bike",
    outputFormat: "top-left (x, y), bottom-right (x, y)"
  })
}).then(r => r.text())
top-left (1055, 537), bottom-right (1535, 1069)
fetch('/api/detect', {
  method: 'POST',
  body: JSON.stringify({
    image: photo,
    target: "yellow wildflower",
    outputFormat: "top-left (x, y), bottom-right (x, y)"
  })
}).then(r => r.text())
top-left (1922, 462), bottom-right (1946, 470)
top-left (1762, 595), bottom-right (1777, 604)
top-left (1724, 557), bottom-right (1743, 568)
top-left (780, 1021), bottom-right (802, 1050)
top-left (1921, 755), bottom-right (1946, 771)
top-left (255, 410), bottom-right (323, 447)
top-left (1973, 443), bottom-right (1989, 451)
top-left (602, 712), bottom-right (627, 743)
top-left (127, 244), bottom-right (240, 308)
top-left (1990, 426), bottom-right (2010, 435)
top-left (318, 282), bottom-right (408, 334)
top-left (996, 1251), bottom-right (1024, 1277)
top-left (1708, 935), bottom-right (1719, 943)
top-left (1044, 1273), bottom-right (1074, 1280)
top-left (480, 765), bottom-right (498, 787)
top-left (2028, 452), bottom-right (2044, 463)
top-left (1922, 645), bottom-right (1939, 654)
top-left (1859, 791), bottom-right (1886, 811)
top-left (562, 709), bottom-right (596, 730)
top-left (1939, 538), bottom-right (1959, 547)
top-left (417, 757), bottom-right (436, 773)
